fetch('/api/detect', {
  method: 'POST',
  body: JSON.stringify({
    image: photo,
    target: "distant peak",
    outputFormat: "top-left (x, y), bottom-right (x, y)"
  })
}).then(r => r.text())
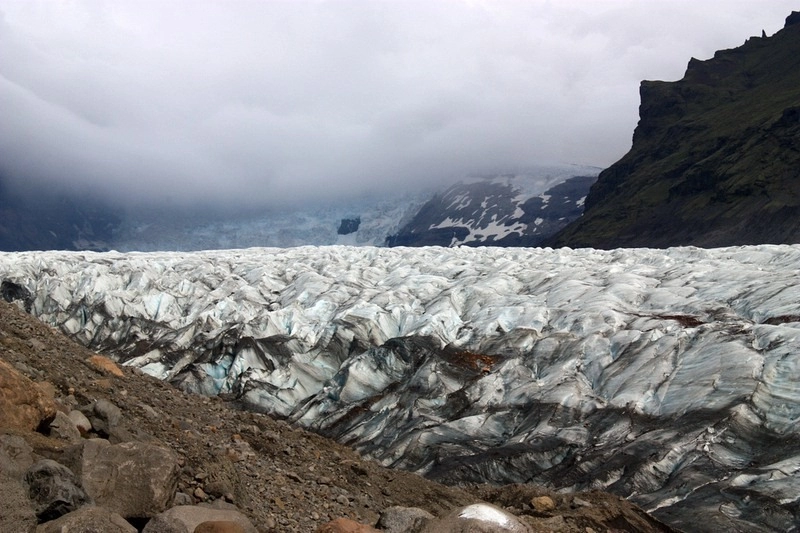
top-left (785, 11), bottom-right (800, 27)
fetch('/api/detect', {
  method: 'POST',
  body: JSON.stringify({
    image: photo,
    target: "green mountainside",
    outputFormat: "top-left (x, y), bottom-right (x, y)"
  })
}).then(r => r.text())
top-left (550, 12), bottom-right (800, 248)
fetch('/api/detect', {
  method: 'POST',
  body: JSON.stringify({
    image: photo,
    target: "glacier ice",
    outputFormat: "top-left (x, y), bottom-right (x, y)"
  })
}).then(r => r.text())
top-left (2, 244), bottom-right (800, 531)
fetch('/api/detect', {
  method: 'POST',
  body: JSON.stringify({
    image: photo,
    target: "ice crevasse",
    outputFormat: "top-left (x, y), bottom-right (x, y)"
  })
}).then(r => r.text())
top-left (1, 244), bottom-right (800, 532)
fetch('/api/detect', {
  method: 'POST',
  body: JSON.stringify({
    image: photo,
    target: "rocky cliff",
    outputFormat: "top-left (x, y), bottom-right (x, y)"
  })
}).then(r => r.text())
top-left (550, 12), bottom-right (800, 249)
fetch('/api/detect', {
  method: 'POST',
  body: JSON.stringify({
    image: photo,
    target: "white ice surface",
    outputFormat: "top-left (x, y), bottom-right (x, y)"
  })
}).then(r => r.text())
top-left (2, 245), bottom-right (799, 423)
top-left (2, 244), bottom-right (800, 531)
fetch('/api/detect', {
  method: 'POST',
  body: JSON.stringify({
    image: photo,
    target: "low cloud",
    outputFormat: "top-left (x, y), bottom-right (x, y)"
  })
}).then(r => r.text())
top-left (0, 1), bottom-right (794, 207)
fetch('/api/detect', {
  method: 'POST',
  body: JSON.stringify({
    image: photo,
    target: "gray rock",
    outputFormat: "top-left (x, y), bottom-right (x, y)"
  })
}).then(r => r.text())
top-left (80, 439), bottom-right (179, 519)
top-left (0, 433), bottom-right (34, 478)
top-left (0, 475), bottom-right (38, 532)
top-left (88, 399), bottom-right (122, 435)
top-left (142, 505), bottom-right (257, 533)
top-left (200, 500), bottom-right (240, 511)
top-left (377, 506), bottom-right (435, 533)
top-left (68, 409), bottom-right (92, 435)
top-left (49, 410), bottom-right (81, 442)
top-left (35, 505), bottom-right (136, 533)
top-left (420, 503), bottom-right (532, 533)
top-left (195, 521), bottom-right (247, 533)
top-left (24, 459), bottom-right (92, 521)
top-left (173, 491), bottom-right (194, 506)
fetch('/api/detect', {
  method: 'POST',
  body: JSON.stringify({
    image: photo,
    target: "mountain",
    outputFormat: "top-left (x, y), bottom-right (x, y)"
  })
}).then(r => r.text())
top-left (113, 167), bottom-right (597, 251)
top-left (0, 166), bottom-right (595, 252)
top-left (550, 12), bottom-right (800, 249)
top-left (3, 244), bottom-right (800, 532)
top-left (386, 171), bottom-right (598, 247)
top-left (0, 176), bottom-right (119, 252)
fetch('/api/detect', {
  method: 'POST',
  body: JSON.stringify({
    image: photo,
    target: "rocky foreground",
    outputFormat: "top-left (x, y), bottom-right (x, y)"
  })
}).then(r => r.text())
top-left (0, 299), bottom-right (672, 532)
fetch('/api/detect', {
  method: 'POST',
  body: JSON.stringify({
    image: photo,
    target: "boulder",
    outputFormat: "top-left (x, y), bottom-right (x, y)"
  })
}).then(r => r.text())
top-left (35, 505), bottom-right (136, 533)
top-left (68, 409), bottom-right (93, 435)
top-left (80, 439), bottom-right (179, 519)
top-left (142, 505), bottom-right (257, 533)
top-left (316, 518), bottom-right (380, 533)
top-left (24, 459), bottom-right (92, 521)
top-left (49, 410), bottom-right (82, 442)
top-left (87, 398), bottom-right (122, 435)
top-left (0, 475), bottom-right (38, 532)
top-left (86, 355), bottom-right (125, 377)
top-left (377, 506), bottom-right (434, 533)
top-left (0, 358), bottom-right (56, 431)
top-left (194, 521), bottom-right (247, 533)
top-left (530, 495), bottom-right (556, 513)
top-left (420, 503), bottom-right (532, 533)
top-left (0, 279), bottom-right (32, 309)
top-left (0, 433), bottom-right (35, 478)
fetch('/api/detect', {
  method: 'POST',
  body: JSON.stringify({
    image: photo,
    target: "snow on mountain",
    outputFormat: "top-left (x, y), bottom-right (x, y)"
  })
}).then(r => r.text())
top-left (387, 166), bottom-right (599, 247)
top-left (110, 166), bottom-right (597, 252)
top-left (2, 245), bottom-right (800, 531)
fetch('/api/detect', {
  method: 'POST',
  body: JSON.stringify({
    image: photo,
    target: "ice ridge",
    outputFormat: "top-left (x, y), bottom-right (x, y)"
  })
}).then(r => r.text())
top-left (1, 244), bottom-right (800, 531)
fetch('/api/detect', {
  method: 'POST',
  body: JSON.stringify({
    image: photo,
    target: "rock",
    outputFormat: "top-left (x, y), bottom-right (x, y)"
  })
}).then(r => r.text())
top-left (80, 439), bottom-right (179, 519)
top-left (35, 506), bottom-right (136, 533)
top-left (530, 495), bottom-right (556, 513)
top-left (194, 521), bottom-right (246, 533)
top-left (1, 279), bottom-right (32, 309)
top-left (204, 479), bottom-right (233, 499)
top-left (142, 505), bottom-right (257, 533)
top-left (36, 380), bottom-right (56, 399)
top-left (88, 399), bottom-right (122, 435)
top-left (337, 217), bottom-right (361, 235)
top-left (49, 410), bottom-right (82, 442)
top-left (548, 15), bottom-right (800, 249)
top-left (201, 500), bottom-right (240, 511)
top-left (377, 506), bottom-right (434, 533)
top-left (24, 459), bottom-right (92, 522)
top-left (316, 518), bottom-right (380, 533)
top-left (86, 354), bottom-right (125, 377)
top-left (68, 409), bottom-right (93, 435)
top-left (0, 358), bottom-right (57, 431)
top-left (572, 497), bottom-right (593, 508)
top-left (173, 491), bottom-right (194, 506)
top-left (420, 503), bottom-right (532, 533)
top-left (0, 433), bottom-right (34, 478)
top-left (0, 475), bottom-right (38, 532)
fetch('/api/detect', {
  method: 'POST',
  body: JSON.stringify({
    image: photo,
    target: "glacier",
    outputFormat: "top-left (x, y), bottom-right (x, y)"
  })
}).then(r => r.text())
top-left (2, 244), bottom-right (800, 532)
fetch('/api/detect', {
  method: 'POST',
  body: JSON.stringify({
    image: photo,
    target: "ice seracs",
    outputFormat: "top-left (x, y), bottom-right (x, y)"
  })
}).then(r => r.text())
top-left (1, 244), bottom-right (800, 532)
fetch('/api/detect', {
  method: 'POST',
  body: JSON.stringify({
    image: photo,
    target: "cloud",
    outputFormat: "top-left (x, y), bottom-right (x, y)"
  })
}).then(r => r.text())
top-left (0, 0), bottom-right (795, 207)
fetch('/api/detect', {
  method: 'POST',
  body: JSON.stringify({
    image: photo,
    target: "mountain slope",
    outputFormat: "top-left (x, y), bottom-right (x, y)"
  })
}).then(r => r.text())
top-left (0, 167), bottom-right (593, 252)
top-left (0, 176), bottom-right (118, 252)
top-left (550, 12), bottom-right (800, 249)
top-left (387, 171), bottom-right (598, 247)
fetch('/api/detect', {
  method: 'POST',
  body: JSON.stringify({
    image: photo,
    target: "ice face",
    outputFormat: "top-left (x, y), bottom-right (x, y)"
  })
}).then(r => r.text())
top-left (1, 244), bottom-right (800, 531)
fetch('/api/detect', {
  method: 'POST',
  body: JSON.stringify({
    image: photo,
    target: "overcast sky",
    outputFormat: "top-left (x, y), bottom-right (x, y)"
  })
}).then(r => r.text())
top-left (0, 1), bottom-right (795, 207)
